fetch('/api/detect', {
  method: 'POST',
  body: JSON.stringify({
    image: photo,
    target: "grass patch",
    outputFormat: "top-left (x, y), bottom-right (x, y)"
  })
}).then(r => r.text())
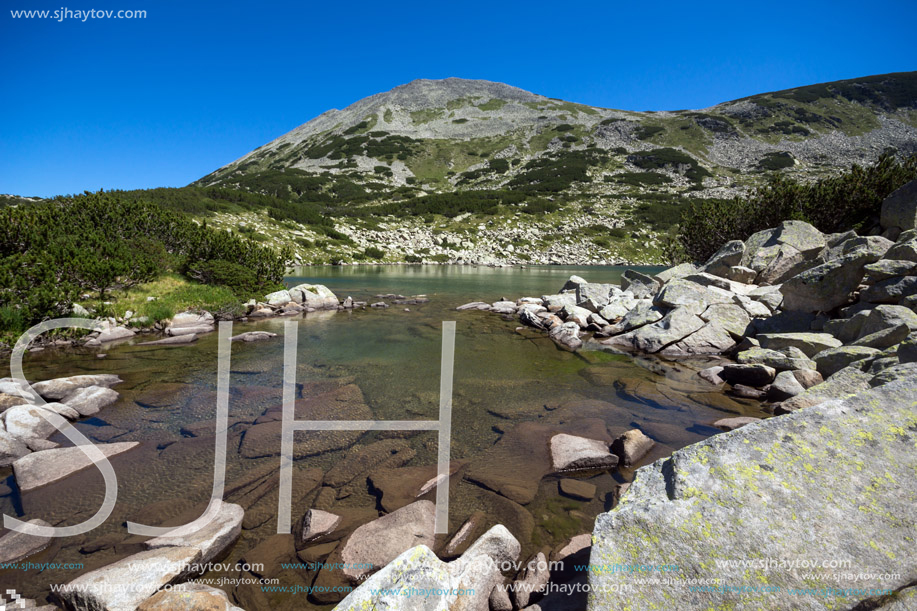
top-left (99, 274), bottom-right (244, 322)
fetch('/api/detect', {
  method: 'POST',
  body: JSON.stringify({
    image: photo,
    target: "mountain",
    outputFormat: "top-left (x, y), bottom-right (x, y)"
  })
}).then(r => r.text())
top-left (184, 72), bottom-right (917, 265)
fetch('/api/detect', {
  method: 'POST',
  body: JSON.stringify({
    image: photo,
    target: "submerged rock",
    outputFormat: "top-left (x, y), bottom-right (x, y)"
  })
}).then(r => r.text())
top-left (0, 518), bottom-right (52, 563)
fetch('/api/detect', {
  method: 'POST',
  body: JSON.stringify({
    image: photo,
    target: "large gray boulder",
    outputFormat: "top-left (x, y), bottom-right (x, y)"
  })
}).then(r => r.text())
top-left (588, 379), bottom-right (917, 611)
top-left (542, 293), bottom-right (577, 312)
top-left (852, 324), bottom-right (910, 350)
top-left (740, 221), bottom-right (826, 277)
top-left (880, 179), bottom-right (917, 231)
top-left (575, 283), bottom-right (613, 312)
top-left (60, 385), bottom-right (119, 416)
top-left (166, 310), bottom-right (214, 336)
top-left (736, 347), bottom-right (815, 371)
top-left (2, 404), bottom-right (58, 441)
top-left (653, 280), bottom-right (732, 309)
top-left (863, 259), bottom-right (917, 281)
top-left (338, 501), bottom-right (436, 583)
top-left (780, 251), bottom-right (872, 312)
top-left (607, 305), bottom-right (705, 354)
top-left (812, 346), bottom-right (881, 378)
top-left (289, 283), bottom-right (339, 309)
top-left (137, 583), bottom-right (244, 611)
top-left (861, 275), bottom-right (917, 304)
top-left (700, 240), bottom-right (744, 277)
top-left (0, 518), bottom-right (52, 563)
top-left (601, 301), bottom-right (665, 336)
top-left (550, 434), bottom-right (618, 472)
top-left (549, 321), bottom-right (583, 352)
top-left (654, 262), bottom-right (697, 284)
top-left (0, 429), bottom-right (30, 467)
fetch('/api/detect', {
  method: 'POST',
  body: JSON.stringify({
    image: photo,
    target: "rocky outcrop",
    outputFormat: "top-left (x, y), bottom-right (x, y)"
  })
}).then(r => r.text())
top-left (462, 215), bottom-right (917, 417)
top-left (166, 311), bottom-right (215, 336)
top-left (588, 379), bottom-right (917, 611)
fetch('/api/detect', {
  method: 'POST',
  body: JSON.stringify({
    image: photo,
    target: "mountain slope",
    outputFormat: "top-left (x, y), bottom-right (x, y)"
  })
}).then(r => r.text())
top-left (190, 73), bottom-right (917, 265)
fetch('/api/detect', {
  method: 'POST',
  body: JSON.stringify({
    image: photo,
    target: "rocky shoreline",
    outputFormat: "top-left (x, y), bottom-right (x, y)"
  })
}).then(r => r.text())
top-left (11, 282), bottom-right (426, 356)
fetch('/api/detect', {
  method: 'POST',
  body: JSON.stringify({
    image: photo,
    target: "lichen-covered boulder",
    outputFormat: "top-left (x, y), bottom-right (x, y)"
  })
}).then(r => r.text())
top-left (700, 240), bottom-right (744, 277)
top-left (812, 345), bottom-right (881, 378)
top-left (757, 332), bottom-right (842, 357)
top-left (780, 251), bottom-right (872, 312)
top-left (288, 283), bottom-right (339, 309)
top-left (588, 379), bottom-right (917, 611)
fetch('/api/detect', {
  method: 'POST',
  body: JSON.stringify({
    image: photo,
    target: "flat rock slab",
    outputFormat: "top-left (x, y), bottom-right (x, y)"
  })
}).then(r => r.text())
top-left (588, 379), bottom-right (917, 611)
top-left (59, 545), bottom-right (201, 611)
top-left (0, 518), bottom-right (52, 563)
top-left (13, 441), bottom-right (139, 492)
top-left (145, 501), bottom-right (244, 564)
top-left (757, 332), bottom-right (842, 358)
top-left (140, 334), bottom-right (199, 346)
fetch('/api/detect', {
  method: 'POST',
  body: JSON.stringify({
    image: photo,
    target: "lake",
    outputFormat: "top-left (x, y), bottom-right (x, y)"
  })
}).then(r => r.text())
top-left (0, 265), bottom-right (767, 608)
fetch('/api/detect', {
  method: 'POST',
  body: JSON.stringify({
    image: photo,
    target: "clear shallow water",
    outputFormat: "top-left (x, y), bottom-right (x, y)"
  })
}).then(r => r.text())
top-left (0, 266), bottom-right (766, 607)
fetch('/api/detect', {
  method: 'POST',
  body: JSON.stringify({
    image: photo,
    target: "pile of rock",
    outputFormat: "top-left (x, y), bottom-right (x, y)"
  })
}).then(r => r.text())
top-left (0, 374), bottom-right (123, 466)
top-left (459, 179), bottom-right (917, 416)
top-left (249, 283), bottom-right (361, 318)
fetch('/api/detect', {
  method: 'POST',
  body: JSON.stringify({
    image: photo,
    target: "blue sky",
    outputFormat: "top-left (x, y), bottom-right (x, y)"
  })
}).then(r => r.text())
top-left (1, 0), bottom-right (915, 197)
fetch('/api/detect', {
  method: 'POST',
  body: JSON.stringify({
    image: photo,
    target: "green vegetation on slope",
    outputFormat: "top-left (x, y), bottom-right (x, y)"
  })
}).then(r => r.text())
top-left (677, 154), bottom-right (917, 261)
top-left (0, 191), bottom-right (290, 334)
